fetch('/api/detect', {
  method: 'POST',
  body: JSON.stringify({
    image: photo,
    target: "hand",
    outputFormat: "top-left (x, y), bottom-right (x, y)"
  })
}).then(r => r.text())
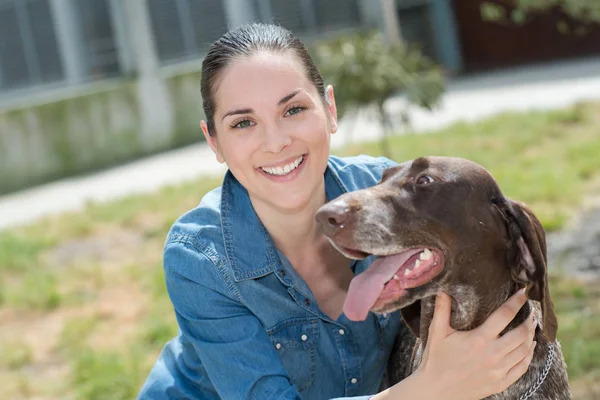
top-left (414, 288), bottom-right (536, 400)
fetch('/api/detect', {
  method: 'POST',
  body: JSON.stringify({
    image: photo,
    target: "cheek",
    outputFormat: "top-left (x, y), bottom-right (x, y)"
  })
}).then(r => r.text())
top-left (296, 112), bottom-right (330, 143)
top-left (219, 135), bottom-right (256, 166)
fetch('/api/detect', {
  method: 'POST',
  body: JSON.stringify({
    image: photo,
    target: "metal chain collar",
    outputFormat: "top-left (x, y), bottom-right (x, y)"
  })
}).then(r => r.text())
top-left (517, 343), bottom-right (556, 400)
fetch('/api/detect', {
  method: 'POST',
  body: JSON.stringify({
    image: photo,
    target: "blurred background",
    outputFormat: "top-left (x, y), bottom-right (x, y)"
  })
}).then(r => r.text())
top-left (0, 0), bottom-right (599, 399)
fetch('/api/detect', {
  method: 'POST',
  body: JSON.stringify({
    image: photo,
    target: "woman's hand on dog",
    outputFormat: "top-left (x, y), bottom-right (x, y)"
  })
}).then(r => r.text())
top-left (414, 288), bottom-right (536, 399)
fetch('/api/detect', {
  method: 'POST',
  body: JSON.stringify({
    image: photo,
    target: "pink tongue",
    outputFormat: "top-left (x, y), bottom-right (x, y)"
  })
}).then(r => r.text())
top-left (344, 250), bottom-right (419, 321)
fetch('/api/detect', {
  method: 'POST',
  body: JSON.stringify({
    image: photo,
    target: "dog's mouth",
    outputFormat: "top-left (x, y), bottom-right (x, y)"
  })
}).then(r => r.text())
top-left (343, 247), bottom-right (445, 321)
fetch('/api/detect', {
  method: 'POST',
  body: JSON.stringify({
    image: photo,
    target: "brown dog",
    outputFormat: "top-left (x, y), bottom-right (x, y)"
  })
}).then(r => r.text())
top-left (315, 156), bottom-right (572, 399)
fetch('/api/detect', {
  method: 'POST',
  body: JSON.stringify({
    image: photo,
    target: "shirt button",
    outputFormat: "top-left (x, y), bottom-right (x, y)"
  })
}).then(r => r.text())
top-left (275, 343), bottom-right (281, 350)
top-left (304, 298), bottom-right (311, 306)
top-left (338, 329), bottom-right (345, 335)
top-left (351, 378), bottom-right (358, 384)
top-left (279, 269), bottom-right (286, 276)
top-left (301, 334), bottom-right (308, 341)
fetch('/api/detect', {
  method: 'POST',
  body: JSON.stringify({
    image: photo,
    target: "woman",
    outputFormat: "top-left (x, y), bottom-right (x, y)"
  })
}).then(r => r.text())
top-left (137, 23), bottom-right (536, 400)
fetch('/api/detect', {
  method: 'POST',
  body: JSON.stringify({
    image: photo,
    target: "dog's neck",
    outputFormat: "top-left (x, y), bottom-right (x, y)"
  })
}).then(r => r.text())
top-left (417, 281), bottom-right (535, 348)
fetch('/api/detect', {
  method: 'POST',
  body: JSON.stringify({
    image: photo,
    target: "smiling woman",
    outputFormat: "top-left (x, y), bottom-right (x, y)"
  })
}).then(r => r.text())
top-left (136, 23), bottom-right (538, 400)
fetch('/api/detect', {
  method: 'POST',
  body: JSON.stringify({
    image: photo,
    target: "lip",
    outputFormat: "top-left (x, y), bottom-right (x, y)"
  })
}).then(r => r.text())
top-left (257, 153), bottom-right (307, 182)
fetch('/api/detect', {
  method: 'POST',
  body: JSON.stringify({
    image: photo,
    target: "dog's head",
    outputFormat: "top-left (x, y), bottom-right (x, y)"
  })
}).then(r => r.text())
top-left (316, 156), bottom-right (557, 341)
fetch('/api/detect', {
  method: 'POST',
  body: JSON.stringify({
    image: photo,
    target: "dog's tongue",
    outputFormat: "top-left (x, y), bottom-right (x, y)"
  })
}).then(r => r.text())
top-left (344, 250), bottom-right (418, 321)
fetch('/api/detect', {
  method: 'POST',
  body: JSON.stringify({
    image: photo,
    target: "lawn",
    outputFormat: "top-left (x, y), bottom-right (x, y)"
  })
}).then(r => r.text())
top-left (0, 101), bottom-right (599, 399)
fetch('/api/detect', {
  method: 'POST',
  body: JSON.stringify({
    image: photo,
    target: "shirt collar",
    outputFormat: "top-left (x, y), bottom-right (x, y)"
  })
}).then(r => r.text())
top-left (220, 158), bottom-right (350, 281)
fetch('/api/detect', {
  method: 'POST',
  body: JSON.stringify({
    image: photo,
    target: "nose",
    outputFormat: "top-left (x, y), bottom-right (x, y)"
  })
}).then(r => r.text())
top-left (260, 122), bottom-right (292, 153)
top-left (315, 201), bottom-right (350, 236)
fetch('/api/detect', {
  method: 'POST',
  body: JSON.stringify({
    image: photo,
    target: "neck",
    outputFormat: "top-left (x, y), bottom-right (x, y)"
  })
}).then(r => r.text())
top-left (250, 179), bottom-right (328, 265)
top-left (419, 281), bottom-right (534, 347)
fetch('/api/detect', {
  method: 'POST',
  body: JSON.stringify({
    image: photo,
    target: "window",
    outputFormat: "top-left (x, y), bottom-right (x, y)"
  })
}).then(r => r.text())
top-left (148, 0), bottom-right (228, 63)
top-left (75, 0), bottom-right (120, 79)
top-left (0, 0), bottom-right (63, 91)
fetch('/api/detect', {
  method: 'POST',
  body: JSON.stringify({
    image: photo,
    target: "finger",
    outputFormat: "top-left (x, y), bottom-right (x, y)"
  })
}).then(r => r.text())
top-left (502, 338), bottom-right (536, 373)
top-left (495, 313), bottom-right (535, 356)
top-left (502, 340), bottom-right (536, 387)
top-left (429, 291), bottom-right (455, 341)
top-left (478, 288), bottom-right (527, 338)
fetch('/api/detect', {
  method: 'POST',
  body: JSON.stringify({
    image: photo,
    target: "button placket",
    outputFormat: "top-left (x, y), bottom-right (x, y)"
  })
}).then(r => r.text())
top-left (333, 325), bottom-right (363, 396)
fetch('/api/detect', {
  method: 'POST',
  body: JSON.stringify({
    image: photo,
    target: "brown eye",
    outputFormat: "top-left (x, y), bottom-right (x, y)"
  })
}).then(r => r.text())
top-left (416, 175), bottom-right (434, 185)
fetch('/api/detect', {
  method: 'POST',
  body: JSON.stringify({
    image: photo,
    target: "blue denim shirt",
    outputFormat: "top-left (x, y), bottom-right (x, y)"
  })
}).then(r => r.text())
top-left (137, 155), bottom-right (402, 400)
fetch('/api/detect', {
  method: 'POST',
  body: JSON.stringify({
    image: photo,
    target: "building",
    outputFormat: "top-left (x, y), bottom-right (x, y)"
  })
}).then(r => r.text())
top-left (0, 0), bottom-right (598, 195)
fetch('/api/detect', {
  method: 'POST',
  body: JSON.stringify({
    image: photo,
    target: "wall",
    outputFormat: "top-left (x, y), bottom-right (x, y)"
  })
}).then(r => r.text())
top-left (0, 70), bottom-right (204, 195)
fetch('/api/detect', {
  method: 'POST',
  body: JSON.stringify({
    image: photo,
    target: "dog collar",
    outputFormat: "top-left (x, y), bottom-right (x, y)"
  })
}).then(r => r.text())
top-left (518, 342), bottom-right (556, 400)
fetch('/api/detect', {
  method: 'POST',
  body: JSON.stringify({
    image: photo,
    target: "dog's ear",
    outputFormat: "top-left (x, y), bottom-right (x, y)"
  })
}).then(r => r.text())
top-left (400, 300), bottom-right (422, 338)
top-left (496, 198), bottom-right (558, 342)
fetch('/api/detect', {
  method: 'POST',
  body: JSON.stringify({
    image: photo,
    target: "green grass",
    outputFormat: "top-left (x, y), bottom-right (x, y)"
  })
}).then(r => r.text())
top-left (0, 102), bottom-right (599, 399)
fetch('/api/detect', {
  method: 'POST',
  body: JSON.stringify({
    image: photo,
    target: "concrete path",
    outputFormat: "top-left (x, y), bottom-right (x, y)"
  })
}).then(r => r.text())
top-left (2, 56), bottom-right (600, 231)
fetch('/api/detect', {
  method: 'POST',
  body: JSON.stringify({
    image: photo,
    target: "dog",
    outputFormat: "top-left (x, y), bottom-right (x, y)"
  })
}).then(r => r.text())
top-left (315, 156), bottom-right (572, 399)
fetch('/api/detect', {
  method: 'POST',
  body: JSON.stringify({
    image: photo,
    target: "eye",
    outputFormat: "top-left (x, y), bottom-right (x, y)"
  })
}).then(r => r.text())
top-left (285, 106), bottom-right (306, 116)
top-left (231, 119), bottom-right (254, 129)
top-left (416, 175), bottom-right (435, 185)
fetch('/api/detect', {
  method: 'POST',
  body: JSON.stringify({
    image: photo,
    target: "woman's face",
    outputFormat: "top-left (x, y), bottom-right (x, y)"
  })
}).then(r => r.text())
top-left (201, 51), bottom-right (338, 214)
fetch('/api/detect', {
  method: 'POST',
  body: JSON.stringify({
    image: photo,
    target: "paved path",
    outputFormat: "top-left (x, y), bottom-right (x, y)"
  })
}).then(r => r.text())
top-left (2, 57), bottom-right (600, 231)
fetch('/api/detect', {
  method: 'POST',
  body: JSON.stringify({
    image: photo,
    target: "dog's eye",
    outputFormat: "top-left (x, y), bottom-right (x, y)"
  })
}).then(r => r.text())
top-left (416, 175), bottom-right (435, 185)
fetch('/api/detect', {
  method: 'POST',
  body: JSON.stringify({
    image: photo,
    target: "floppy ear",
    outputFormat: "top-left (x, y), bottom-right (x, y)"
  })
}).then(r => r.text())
top-left (498, 199), bottom-right (558, 342)
top-left (400, 299), bottom-right (422, 338)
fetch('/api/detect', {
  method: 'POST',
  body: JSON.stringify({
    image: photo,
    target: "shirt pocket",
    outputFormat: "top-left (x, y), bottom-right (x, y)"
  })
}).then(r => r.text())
top-left (267, 317), bottom-right (319, 393)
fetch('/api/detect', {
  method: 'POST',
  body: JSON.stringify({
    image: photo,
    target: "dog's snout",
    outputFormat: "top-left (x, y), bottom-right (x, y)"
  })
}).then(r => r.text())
top-left (316, 202), bottom-right (350, 236)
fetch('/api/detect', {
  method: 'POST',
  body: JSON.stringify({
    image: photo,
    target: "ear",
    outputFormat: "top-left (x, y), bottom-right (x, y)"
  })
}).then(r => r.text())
top-left (498, 199), bottom-right (558, 342)
top-left (399, 299), bottom-right (422, 338)
top-left (325, 85), bottom-right (338, 134)
top-left (200, 120), bottom-right (225, 163)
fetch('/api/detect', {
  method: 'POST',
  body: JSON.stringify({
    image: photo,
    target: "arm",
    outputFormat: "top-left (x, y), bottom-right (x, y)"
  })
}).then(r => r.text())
top-left (163, 238), bottom-right (376, 400)
top-left (164, 239), bottom-right (302, 399)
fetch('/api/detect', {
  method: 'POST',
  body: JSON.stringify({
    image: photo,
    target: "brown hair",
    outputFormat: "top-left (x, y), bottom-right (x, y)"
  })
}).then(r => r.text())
top-left (200, 23), bottom-right (326, 136)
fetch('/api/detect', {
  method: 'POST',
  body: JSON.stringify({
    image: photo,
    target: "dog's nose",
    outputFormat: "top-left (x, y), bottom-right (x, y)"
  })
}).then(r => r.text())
top-left (315, 202), bottom-right (350, 236)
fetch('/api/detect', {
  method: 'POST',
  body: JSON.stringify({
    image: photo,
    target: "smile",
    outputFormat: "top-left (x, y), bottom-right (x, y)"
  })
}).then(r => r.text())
top-left (260, 155), bottom-right (304, 176)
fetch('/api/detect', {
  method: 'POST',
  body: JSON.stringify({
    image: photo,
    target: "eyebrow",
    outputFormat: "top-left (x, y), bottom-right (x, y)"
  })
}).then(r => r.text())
top-left (220, 90), bottom-right (302, 121)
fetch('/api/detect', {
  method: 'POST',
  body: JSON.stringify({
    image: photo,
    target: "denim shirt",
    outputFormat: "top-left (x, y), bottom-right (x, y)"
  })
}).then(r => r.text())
top-left (137, 155), bottom-right (403, 400)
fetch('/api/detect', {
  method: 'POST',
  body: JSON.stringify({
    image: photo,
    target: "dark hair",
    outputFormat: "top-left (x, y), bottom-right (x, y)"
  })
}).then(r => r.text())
top-left (200, 23), bottom-right (326, 136)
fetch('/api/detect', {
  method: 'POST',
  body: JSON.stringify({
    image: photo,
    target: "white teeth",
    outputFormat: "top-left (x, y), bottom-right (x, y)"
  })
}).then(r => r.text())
top-left (393, 275), bottom-right (399, 280)
top-left (404, 269), bottom-right (411, 276)
top-left (420, 249), bottom-right (433, 260)
top-left (414, 259), bottom-right (421, 269)
top-left (261, 156), bottom-right (303, 176)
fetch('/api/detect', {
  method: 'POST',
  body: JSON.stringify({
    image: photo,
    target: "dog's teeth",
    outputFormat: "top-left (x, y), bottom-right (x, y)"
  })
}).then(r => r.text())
top-left (420, 249), bottom-right (433, 260)
top-left (393, 274), bottom-right (399, 280)
top-left (414, 259), bottom-right (421, 269)
top-left (404, 269), bottom-right (411, 276)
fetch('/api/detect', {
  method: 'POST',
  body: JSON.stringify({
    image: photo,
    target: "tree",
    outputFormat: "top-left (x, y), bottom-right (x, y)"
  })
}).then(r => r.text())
top-left (312, 31), bottom-right (445, 157)
top-left (481, 1), bottom-right (600, 31)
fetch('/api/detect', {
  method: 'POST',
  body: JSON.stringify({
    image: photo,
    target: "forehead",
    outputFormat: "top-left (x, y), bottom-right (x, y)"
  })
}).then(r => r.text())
top-left (213, 52), bottom-right (314, 110)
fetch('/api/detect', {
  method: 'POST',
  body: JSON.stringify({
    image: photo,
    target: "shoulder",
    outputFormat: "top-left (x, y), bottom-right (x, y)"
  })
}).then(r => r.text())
top-left (163, 185), bottom-right (231, 292)
top-left (328, 154), bottom-right (398, 191)
top-left (166, 183), bottom-right (225, 248)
